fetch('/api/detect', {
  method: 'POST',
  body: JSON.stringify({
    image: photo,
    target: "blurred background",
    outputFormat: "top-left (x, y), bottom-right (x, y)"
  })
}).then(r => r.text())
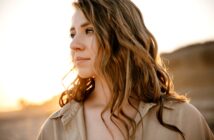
top-left (0, 0), bottom-right (214, 139)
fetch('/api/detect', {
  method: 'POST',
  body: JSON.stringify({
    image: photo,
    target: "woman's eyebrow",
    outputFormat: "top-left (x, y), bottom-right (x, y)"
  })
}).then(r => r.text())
top-left (70, 22), bottom-right (91, 32)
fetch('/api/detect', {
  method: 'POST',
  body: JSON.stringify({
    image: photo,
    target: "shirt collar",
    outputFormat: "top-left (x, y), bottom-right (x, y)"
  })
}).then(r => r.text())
top-left (138, 101), bottom-right (156, 117)
top-left (50, 100), bottom-right (156, 127)
top-left (50, 100), bottom-right (81, 126)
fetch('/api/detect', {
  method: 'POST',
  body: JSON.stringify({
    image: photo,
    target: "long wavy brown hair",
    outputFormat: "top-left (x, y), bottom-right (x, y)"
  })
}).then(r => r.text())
top-left (59, 0), bottom-right (188, 139)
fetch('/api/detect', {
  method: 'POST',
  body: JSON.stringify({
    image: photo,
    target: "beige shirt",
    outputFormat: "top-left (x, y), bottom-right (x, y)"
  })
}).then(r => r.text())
top-left (37, 101), bottom-right (214, 140)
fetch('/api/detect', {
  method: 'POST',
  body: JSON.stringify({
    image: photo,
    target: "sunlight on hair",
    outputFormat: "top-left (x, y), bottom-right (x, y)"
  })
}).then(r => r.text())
top-left (0, 0), bottom-right (213, 112)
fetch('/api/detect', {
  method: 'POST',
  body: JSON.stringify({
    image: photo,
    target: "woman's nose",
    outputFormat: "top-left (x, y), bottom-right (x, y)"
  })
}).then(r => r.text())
top-left (70, 36), bottom-right (85, 51)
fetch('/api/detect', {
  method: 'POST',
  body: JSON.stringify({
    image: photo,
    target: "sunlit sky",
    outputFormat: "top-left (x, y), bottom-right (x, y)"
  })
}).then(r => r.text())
top-left (0, 0), bottom-right (214, 112)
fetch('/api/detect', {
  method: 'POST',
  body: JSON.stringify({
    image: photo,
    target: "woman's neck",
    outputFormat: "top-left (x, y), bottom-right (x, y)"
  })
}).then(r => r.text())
top-left (85, 77), bottom-right (111, 107)
top-left (85, 76), bottom-right (139, 113)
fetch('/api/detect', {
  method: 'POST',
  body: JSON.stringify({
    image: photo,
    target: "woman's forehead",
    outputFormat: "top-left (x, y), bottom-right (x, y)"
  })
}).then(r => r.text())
top-left (71, 9), bottom-right (89, 28)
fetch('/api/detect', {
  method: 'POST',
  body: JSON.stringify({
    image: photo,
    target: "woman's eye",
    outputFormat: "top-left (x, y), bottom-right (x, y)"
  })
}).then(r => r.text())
top-left (85, 28), bottom-right (94, 35)
top-left (70, 33), bottom-right (75, 38)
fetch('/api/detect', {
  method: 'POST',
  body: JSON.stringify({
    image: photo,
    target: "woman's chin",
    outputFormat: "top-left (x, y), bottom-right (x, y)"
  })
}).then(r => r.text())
top-left (78, 73), bottom-right (93, 79)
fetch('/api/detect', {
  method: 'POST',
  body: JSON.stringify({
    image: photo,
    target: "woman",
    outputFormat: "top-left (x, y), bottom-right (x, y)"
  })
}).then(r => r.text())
top-left (37, 0), bottom-right (214, 140)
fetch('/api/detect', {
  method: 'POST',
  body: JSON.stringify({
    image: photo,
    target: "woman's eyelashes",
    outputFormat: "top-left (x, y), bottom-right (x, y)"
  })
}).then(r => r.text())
top-left (85, 27), bottom-right (94, 35)
top-left (70, 27), bottom-right (94, 39)
top-left (70, 32), bottom-right (75, 38)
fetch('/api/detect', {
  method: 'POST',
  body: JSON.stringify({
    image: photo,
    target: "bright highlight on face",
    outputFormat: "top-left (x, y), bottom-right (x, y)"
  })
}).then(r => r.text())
top-left (70, 9), bottom-right (99, 78)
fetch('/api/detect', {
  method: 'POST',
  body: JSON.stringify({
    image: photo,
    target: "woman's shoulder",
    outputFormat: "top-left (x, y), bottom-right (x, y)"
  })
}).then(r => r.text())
top-left (164, 101), bottom-right (200, 116)
top-left (139, 100), bottom-right (199, 118)
top-left (163, 101), bottom-right (214, 139)
top-left (143, 101), bottom-right (204, 124)
top-left (163, 101), bottom-right (204, 124)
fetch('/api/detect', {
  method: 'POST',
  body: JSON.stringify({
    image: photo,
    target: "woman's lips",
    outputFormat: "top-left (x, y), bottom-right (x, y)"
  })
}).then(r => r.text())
top-left (75, 57), bottom-right (90, 65)
top-left (76, 57), bottom-right (90, 61)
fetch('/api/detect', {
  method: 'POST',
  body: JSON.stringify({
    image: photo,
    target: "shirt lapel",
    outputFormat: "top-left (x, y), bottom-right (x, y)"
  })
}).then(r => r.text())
top-left (135, 102), bottom-right (156, 123)
top-left (76, 103), bottom-right (87, 140)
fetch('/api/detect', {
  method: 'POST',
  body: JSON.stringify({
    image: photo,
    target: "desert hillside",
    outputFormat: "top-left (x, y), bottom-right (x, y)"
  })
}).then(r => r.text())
top-left (0, 41), bottom-right (213, 140)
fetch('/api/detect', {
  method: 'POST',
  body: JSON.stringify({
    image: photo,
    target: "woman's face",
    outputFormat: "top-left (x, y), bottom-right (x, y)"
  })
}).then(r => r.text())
top-left (70, 9), bottom-right (99, 78)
